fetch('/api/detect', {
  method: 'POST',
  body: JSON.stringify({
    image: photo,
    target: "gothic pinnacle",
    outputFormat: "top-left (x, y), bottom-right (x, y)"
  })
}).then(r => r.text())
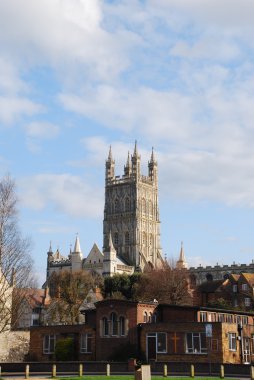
top-left (108, 145), bottom-right (113, 161)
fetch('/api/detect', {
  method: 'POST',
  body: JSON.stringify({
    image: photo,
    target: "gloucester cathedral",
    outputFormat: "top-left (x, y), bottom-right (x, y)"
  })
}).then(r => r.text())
top-left (46, 142), bottom-right (164, 281)
top-left (45, 142), bottom-right (254, 284)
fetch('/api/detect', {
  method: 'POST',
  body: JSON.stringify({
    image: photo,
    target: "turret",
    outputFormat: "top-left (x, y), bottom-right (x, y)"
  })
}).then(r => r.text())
top-left (176, 242), bottom-right (188, 269)
top-left (105, 146), bottom-right (115, 181)
top-left (124, 151), bottom-right (132, 176)
top-left (71, 234), bottom-right (83, 271)
top-left (103, 231), bottom-right (117, 276)
top-left (131, 141), bottom-right (141, 178)
top-left (148, 147), bottom-right (158, 183)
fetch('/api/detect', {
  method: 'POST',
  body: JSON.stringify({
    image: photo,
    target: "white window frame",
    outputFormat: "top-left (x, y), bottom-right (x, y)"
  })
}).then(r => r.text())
top-left (186, 332), bottom-right (207, 354)
top-left (43, 335), bottom-right (56, 354)
top-left (80, 333), bottom-right (92, 353)
top-left (242, 283), bottom-right (248, 291)
top-left (228, 333), bottom-right (237, 351)
top-left (233, 284), bottom-right (237, 293)
top-left (245, 298), bottom-right (251, 307)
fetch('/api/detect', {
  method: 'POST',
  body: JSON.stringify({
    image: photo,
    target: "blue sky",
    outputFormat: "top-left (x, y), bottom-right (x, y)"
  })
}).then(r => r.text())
top-left (1, 0), bottom-right (254, 286)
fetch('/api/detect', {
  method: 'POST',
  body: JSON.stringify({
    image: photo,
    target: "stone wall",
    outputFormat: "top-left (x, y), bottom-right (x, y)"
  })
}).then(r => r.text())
top-left (0, 331), bottom-right (30, 362)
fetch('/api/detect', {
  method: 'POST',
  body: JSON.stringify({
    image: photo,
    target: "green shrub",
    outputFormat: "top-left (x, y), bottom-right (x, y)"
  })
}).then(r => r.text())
top-left (55, 337), bottom-right (75, 361)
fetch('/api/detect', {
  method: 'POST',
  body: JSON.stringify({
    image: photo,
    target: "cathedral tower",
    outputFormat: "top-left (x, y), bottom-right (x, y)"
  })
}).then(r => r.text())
top-left (103, 142), bottom-right (163, 271)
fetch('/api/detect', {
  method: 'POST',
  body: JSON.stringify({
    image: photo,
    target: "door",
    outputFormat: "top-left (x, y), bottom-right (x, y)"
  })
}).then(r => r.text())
top-left (147, 336), bottom-right (156, 361)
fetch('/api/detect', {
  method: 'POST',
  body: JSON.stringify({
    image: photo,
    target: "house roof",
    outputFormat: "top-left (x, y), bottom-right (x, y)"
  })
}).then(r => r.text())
top-left (241, 273), bottom-right (254, 286)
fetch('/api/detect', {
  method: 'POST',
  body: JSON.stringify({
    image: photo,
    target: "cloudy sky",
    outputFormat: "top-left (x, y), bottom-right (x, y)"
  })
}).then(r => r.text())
top-left (1, 0), bottom-right (254, 285)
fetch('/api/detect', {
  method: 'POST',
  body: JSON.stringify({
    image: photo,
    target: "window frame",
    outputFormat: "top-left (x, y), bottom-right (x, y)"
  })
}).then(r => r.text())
top-left (43, 335), bottom-right (56, 354)
top-left (80, 333), bottom-right (92, 353)
top-left (147, 332), bottom-right (167, 353)
top-left (185, 332), bottom-right (207, 354)
top-left (228, 332), bottom-right (237, 351)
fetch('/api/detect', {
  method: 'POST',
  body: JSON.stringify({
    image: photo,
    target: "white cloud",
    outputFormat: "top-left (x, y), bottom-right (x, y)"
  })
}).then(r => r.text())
top-left (0, 96), bottom-right (43, 124)
top-left (24, 121), bottom-right (60, 139)
top-left (20, 174), bottom-right (103, 218)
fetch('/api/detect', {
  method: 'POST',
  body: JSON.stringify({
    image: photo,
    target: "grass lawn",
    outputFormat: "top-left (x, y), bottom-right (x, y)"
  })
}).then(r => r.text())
top-left (58, 376), bottom-right (238, 380)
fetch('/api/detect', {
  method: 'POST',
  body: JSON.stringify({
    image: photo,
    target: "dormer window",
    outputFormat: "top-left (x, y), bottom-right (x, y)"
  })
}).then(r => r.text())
top-left (242, 283), bottom-right (248, 291)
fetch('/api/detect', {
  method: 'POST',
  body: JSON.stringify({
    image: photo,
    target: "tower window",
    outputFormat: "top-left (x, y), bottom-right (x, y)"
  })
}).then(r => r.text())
top-left (125, 232), bottom-right (130, 245)
top-left (114, 199), bottom-right (119, 213)
top-left (149, 234), bottom-right (153, 246)
top-left (125, 197), bottom-right (130, 212)
top-left (142, 198), bottom-right (146, 214)
top-left (114, 233), bottom-right (119, 246)
top-left (142, 232), bottom-right (147, 246)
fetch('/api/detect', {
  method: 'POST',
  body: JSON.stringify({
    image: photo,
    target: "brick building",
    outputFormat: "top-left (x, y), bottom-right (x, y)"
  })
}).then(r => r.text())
top-left (196, 272), bottom-right (254, 310)
top-left (29, 299), bottom-right (254, 364)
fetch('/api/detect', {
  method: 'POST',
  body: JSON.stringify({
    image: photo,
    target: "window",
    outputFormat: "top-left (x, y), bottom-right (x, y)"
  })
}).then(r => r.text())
top-left (142, 232), bottom-right (146, 246)
top-left (200, 312), bottom-right (207, 322)
top-left (242, 283), bottom-right (248, 291)
top-left (186, 333), bottom-right (207, 354)
top-left (80, 334), bottom-right (92, 353)
top-left (125, 232), bottom-right (130, 245)
top-left (147, 332), bottom-right (167, 353)
top-left (142, 198), bottom-right (146, 213)
top-left (114, 199), bottom-right (119, 213)
top-left (111, 312), bottom-right (118, 336)
top-left (149, 234), bottom-right (153, 247)
top-left (148, 312), bottom-right (152, 323)
top-left (102, 317), bottom-right (109, 336)
top-left (114, 233), bottom-right (119, 246)
top-left (119, 316), bottom-right (125, 336)
top-left (43, 335), bottom-right (55, 354)
top-left (233, 284), bottom-right (237, 293)
top-left (144, 312), bottom-right (148, 323)
top-left (152, 312), bottom-right (157, 323)
top-left (228, 333), bottom-right (237, 351)
top-left (245, 298), bottom-right (251, 307)
top-left (125, 198), bottom-right (130, 211)
top-left (157, 333), bottom-right (167, 353)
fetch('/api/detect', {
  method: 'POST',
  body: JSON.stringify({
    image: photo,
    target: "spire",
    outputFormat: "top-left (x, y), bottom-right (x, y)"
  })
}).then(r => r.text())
top-left (176, 241), bottom-right (188, 269)
top-left (105, 145), bottom-right (115, 180)
top-left (108, 231), bottom-right (116, 253)
top-left (150, 147), bottom-right (155, 162)
top-left (124, 151), bottom-right (132, 176)
top-left (133, 140), bottom-right (138, 157)
top-left (73, 234), bottom-right (81, 253)
top-left (108, 145), bottom-right (113, 161)
top-left (131, 140), bottom-right (141, 178)
top-left (48, 241), bottom-right (53, 254)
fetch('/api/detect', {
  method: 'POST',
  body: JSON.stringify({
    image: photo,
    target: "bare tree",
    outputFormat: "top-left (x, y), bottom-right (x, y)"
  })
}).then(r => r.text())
top-left (45, 270), bottom-right (98, 325)
top-left (135, 261), bottom-right (193, 305)
top-left (0, 175), bottom-right (35, 333)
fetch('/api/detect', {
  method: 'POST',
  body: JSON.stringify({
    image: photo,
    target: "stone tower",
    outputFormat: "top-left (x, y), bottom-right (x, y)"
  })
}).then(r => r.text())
top-left (103, 142), bottom-right (163, 271)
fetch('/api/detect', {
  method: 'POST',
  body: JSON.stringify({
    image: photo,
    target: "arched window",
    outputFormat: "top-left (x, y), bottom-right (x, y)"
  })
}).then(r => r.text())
top-left (149, 200), bottom-right (153, 215)
top-left (125, 232), bottom-right (130, 245)
top-left (144, 312), bottom-right (148, 323)
top-left (119, 316), bottom-right (125, 336)
top-left (111, 312), bottom-right (118, 336)
top-left (152, 312), bottom-right (157, 323)
top-left (148, 312), bottom-right (152, 323)
top-left (142, 232), bottom-right (146, 246)
top-left (125, 197), bottom-right (130, 212)
top-left (149, 234), bottom-right (153, 246)
top-left (142, 198), bottom-right (146, 214)
top-left (114, 232), bottom-right (119, 246)
top-left (114, 198), bottom-right (119, 213)
top-left (102, 317), bottom-right (109, 336)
